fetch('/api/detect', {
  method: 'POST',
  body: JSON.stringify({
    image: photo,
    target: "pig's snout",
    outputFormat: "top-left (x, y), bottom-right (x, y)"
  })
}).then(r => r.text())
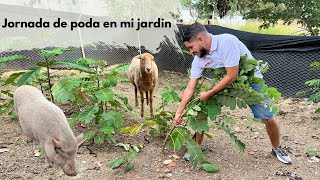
top-left (63, 164), bottom-right (77, 176)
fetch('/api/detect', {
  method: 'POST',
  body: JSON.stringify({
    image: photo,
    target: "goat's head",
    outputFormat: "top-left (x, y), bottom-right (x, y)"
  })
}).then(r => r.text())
top-left (137, 53), bottom-right (154, 74)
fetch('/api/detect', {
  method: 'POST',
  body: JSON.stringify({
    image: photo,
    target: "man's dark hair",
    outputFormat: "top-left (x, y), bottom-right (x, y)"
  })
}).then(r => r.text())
top-left (182, 22), bottom-right (208, 42)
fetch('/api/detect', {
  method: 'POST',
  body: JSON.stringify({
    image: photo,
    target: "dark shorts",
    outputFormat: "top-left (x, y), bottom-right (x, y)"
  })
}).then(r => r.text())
top-left (249, 84), bottom-right (274, 120)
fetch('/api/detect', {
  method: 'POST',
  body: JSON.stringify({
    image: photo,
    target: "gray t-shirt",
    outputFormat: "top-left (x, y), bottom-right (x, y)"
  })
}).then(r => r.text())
top-left (190, 34), bottom-right (263, 79)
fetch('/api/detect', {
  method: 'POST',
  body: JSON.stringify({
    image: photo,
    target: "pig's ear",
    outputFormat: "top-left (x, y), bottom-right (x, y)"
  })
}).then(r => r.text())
top-left (75, 133), bottom-right (84, 146)
top-left (52, 137), bottom-right (63, 148)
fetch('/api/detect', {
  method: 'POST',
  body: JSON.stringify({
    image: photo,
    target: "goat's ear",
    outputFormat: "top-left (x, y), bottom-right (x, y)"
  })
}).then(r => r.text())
top-left (134, 55), bottom-right (141, 59)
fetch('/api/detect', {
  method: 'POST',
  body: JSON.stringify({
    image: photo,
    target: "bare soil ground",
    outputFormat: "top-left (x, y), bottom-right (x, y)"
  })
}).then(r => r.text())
top-left (0, 71), bottom-right (319, 180)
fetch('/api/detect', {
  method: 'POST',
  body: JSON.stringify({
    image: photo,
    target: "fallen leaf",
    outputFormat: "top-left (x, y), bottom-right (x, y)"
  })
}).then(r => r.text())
top-left (172, 154), bottom-right (180, 159)
top-left (163, 159), bottom-right (172, 165)
top-left (0, 148), bottom-right (9, 153)
top-left (248, 151), bottom-right (255, 155)
top-left (167, 161), bottom-right (176, 167)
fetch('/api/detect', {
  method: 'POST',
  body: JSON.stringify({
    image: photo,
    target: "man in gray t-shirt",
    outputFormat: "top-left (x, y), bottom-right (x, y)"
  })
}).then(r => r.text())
top-left (174, 22), bottom-right (292, 164)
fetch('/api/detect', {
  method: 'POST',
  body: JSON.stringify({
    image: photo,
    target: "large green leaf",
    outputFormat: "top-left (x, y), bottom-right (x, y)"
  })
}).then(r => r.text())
top-left (202, 102), bottom-right (221, 121)
top-left (167, 127), bottom-right (187, 151)
top-left (84, 130), bottom-right (95, 141)
top-left (100, 126), bottom-right (114, 136)
top-left (102, 79), bottom-right (118, 87)
top-left (202, 163), bottom-right (219, 173)
top-left (307, 92), bottom-right (320, 104)
top-left (56, 61), bottom-right (96, 74)
top-left (16, 68), bottom-right (40, 86)
top-left (160, 91), bottom-right (181, 103)
top-left (51, 78), bottom-right (82, 104)
top-left (78, 105), bottom-right (99, 123)
top-left (95, 89), bottom-right (114, 102)
top-left (94, 135), bottom-right (105, 144)
top-left (189, 117), bottom-right (209, 133)
top-left (267, 87), bottom-right (281, 101)
top-left (185, 135), bottom-right (206, 170)
top-left (101, 111), bottom-right (123, 130)
top-left (109, 157), bottom-right (127, 169)
top-left (36, 60), bottom-right (57, 68)
top-left (0, 55), bottom-right (28, 64)
top-left (4, 71), bottom-right (25, 85)
top-left (219, 121), bottom-right (245, 152)
top-left (40, 48), bottom-right (72, 59)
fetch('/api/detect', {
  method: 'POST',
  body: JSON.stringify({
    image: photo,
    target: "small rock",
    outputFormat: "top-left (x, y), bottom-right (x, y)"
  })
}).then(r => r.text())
top-left (164, 168), bottom-right (171, 173)
top-left (234, 127), bottom-right (241, 133)
top-left (156, 169), bottom-right (161, 172)
top-left (308, 156), bottom-right (320, 163)
top-left (81, 161), bottom-right (87, 164)
top-left (158, 174), bottom-right (165, 179)
top-left (144, 163), bottom-right (150, 168)
top-left (95, 161), bottom-right (102, 167)
top-left (166, 173), bottom-right (173, 178)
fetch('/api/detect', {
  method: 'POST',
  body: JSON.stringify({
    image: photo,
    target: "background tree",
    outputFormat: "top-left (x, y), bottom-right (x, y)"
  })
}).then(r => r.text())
top-left (238, 0), bottom-right (320, 36)
top-left (181, 0), bottom-right (319, 36)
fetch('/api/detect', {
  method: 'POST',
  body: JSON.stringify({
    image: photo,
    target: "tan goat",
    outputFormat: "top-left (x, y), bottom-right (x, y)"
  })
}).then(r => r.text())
top-left (128, 53), bottom-right (158, 118)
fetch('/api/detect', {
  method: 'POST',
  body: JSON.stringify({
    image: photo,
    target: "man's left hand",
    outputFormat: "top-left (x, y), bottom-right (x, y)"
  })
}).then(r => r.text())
top-left (199, 92), bottom-right (211, 102)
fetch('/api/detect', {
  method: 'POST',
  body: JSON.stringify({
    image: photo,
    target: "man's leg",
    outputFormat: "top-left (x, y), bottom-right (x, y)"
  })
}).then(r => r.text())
top-left (262, 118), bottom-right (280, 148)
top-left (195, 132), bottom-right (204, 145)
top-left (195, 114), bottom-right (207, 145)
top-left (262, 118), bottom-right (292, 164)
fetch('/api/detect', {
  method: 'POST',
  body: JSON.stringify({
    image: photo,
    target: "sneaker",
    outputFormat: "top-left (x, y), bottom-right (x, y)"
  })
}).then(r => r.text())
top-left (183, 152), bottom-right (190, 161)
top-left (271, 147), bottom-right (292, 164)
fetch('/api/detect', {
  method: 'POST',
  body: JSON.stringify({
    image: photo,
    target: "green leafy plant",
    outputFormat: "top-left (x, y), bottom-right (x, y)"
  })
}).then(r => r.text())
top-left (109, 143), bottom-right (143, 171)
top-left (51, 58), bottom-right (131, 144)
top-left (4, 47), bottom-right (77, 102)
top-left (0, 54), bottom-right (29, 116)
top-left (162, 55), bottom-right (281, 172)
top-left (296, 62), bottom-right (320, 113)
top-left (121, 85), bottom-right (180, 136)
top-left (307, 146), bottom-right (320, 158)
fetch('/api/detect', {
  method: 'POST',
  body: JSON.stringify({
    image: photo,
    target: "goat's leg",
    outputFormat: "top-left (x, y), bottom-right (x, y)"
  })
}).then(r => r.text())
top-left (146, 91), bottom-right (149, 105)
top-left (134, 84), bottom-right (138, 106)
top-left (140, 90), bottom-right (144, 118)
top-left (149, 90), bottom-right (154, 118)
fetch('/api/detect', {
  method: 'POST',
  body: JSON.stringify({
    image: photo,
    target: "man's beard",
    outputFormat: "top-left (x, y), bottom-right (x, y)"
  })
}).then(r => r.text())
top-left (199, 47), bottom-right (207, 58)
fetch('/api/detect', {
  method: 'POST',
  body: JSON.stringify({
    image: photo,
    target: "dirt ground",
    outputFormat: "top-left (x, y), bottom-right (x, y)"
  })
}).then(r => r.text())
top-left (0, 71), bottom-right (319, 180)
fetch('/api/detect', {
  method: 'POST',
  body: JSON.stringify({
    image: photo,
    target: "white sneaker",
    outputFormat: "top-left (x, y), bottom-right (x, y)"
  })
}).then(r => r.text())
top-left (183, 152), bottom-right (190, 161)
top-left (271, 147), bottom-right (292, 164)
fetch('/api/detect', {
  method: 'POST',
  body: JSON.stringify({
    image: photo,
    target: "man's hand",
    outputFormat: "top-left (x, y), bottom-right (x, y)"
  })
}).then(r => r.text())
top-left (174, 113), bottom-right (182, 126)
top-left (199, 91), bottom-right (211, 102)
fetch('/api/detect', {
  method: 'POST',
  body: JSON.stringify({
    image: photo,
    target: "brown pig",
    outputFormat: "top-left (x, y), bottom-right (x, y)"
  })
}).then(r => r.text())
top-left (14, 85), bottom-right (83, 176)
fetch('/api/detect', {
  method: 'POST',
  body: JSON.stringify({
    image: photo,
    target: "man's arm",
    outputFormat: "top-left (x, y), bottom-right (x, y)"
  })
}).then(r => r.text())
top-left (174, 78), bottom-right (198, 125)
top-left (199, 66), bottom-right (239, 101)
